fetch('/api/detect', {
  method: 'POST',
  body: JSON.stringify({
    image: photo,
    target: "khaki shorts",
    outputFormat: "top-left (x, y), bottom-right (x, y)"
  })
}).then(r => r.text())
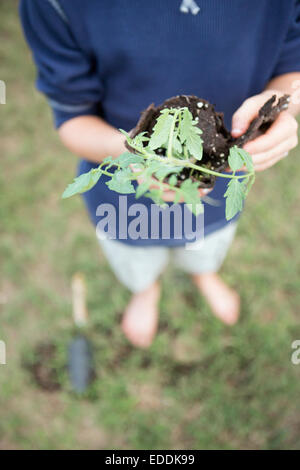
top-left (97, 222), bottom-right (238, 293)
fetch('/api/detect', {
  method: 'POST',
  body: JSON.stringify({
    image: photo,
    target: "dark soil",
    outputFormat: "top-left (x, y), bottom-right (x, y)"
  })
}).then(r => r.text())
top-left (23, 342), bottom-right (62, 392)
top-left (126, 94), bottom-right (290, 188)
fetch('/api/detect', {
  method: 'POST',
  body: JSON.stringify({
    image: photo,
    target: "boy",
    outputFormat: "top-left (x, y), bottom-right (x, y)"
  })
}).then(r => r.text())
top-left (20, 0), bottom-right (300, 348)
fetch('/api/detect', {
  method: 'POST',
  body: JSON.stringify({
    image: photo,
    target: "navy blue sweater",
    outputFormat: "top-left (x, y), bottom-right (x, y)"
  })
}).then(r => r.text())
top-left (20, 0), bottom-right (300, 245)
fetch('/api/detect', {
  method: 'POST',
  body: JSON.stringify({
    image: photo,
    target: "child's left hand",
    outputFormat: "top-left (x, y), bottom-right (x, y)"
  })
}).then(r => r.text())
top-left (231, 90), bottom-right (299, 172)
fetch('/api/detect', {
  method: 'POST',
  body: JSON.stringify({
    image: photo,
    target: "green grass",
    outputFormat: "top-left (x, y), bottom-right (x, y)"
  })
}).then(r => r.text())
top-left (0, 1), bottom-right (300, 450)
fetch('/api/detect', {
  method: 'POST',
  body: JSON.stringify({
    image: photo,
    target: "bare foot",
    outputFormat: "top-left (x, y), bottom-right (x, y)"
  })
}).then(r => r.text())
top-left (192, 273), bottom-right (240, 325)
top-left (121, 282), bottom-right (161, 348)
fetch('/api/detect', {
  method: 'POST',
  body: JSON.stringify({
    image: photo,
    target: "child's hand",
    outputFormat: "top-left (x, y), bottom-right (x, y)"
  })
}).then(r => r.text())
top-left (231, 90), bottom-right (298, 172)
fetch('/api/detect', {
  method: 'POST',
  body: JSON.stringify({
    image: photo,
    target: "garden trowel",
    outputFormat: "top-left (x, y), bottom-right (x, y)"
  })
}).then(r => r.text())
top-left (68, 273), bottom-right (94, 394)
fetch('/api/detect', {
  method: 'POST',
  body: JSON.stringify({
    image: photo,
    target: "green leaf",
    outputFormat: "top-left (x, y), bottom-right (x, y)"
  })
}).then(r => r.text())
top-left (168, 174), bottom-right (178, 186)
top-left (179, 179), bottom-right (203, 215)
top-left (145, 160), bottom-right (163, 176)
top-left (62, 168), bottom-right (102, 199)
top-left (142, 146), bottom-right (159, 156)
top-left (179, 108), bottom-right (193, 144)
top-left (229, 146), bottom-right (254, 172)
top-left (224, 178), bottom-right (245, 220)
top-left (178, 108), bottom-right (203, 160)
top-left (154, 165), bottom-right (182, 182)
top-left (228, 146), bottom-right (244, 171)
top-left (242, 173), bottom-right (256, 197)
top-left (119, 128), bottom-right (134, 147)
top-left (238, 148), bottom-right (254, 172)
top-left (114, 152), bottom-right (144, 168)
top-left (102, 156), bottom-right (114, 168)
top-left (119, 129), bottom-right (131, 138)
top-left (132, 132), bottom-right (150, 149)
top-left (173, 189), bottom-right (182, 204)
top-left (106, 167), bottom-right (135, 194)
top-left (136, 179), bottom-right (151, 199)
top-left (145, 188), bottom-right (166, 206)
top-left (172, 133), bottom-right (183, 154)
top-left (148, 111), bottom-right (174, 150)
top-left (226, 146), bottom-right (255, 218)
top-left (185, 131), bottom-right (203, 161)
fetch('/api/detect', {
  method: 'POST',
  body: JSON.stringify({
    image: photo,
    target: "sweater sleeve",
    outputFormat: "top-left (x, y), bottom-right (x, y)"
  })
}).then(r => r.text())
top-left (272, 0), bottom-right (300, 77)
top-left (19, 0), bottom-right (103, 128)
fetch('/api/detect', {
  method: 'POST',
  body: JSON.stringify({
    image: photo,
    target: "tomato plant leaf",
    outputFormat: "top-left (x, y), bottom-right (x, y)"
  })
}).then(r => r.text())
top-left (179, 108), bottom-right (193, 144)
top-left (114, 152), bottom-right (144, 168)
top-left (145, 188), bottom-right (166, 206)
top-left (179, 179), bottom-right (203, 215)
top-left (168, 174), bottom-right (178, 186)
top-left (179, 108), bottom-right (203, 160)
top-left (106, 167), bottom-right (135, 194)
top-left (148, 111), bottom-right (174, 150)
top-left (62, 168), bottom-right (102, 198)
top-left (155, 165), bottom-right (182, 181)
top-left (136, 179), bottom-right (152, 199)
top-left (229, 145), bottom-right (254, 172)
top-left (185, 131), bottom-right (203, 161)
top-left (242, 173), bottom-right (256, 197)
top-left (224, 178), bottom-right (245, 220)
top-left (172, 133), bottom-right (183, 154)
top-left (238, 148), bottom-right (254, 172)
top-left (228, 146), bottom-right (244, 171)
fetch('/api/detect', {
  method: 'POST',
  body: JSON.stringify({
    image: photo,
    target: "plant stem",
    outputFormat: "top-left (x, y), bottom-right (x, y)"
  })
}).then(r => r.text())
top-left (99, 163), bottom-right (145, 180)
top-left (180, 160), bottom-right (254, 180)
top-left (167, 109), bottom-right (180, 160)
top-left (127, 138), bottom-right (254, 180)
top-left (98, 168), bottom-right (115, 177)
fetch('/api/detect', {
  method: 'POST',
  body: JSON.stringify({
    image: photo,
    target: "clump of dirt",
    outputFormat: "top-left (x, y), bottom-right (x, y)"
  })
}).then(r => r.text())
top-left (126, 94), bottom-right (290, 188)
top-left (23, 342), bottom-right (62, 392)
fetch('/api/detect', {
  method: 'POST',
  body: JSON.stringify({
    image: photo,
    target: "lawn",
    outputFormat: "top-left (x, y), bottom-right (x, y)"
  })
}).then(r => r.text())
top-left (0, 1), bottom-right (299, 450)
